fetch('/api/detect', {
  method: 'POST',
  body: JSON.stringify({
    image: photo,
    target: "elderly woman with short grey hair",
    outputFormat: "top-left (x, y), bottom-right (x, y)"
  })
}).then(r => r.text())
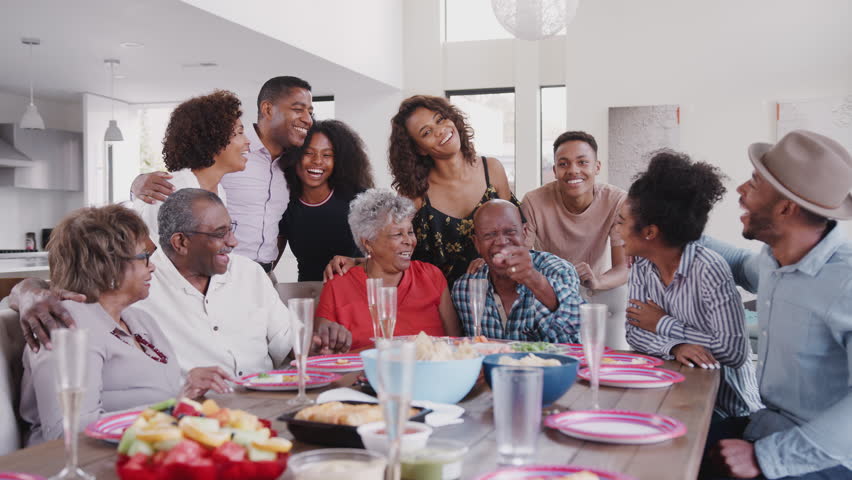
top-left (316, 188), bottom-right (461, 349)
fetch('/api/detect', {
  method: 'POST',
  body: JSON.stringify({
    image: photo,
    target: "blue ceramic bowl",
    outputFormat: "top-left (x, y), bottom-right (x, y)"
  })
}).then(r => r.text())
top-left (482, 352), bottom-right (579, 406)
top-left (360, 349), bottom-right (484, 404)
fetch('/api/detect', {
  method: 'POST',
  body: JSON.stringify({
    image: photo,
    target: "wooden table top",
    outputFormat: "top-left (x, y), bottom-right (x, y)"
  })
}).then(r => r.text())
top-left (0, 359), bottom-right (719, 480)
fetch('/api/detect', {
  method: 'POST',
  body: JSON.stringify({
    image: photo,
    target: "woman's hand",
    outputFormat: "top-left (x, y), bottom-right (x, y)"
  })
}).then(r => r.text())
top-left (671, 343), bottom-right (719, 369)
top-left (466, 258), bottom-right (486, 274)
top-left (626, 299), bottom-right (667, 333)
top-left (131, 172), bottom-right (174, 204)
top-left (182, 366), bottom-right (234, 399)
top-left (323, 256), bottom-right (358, 283)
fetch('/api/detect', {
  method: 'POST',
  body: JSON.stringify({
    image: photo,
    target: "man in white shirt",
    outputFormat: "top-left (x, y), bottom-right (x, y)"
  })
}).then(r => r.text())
top-left (131, 76), bottom-right (314, 273)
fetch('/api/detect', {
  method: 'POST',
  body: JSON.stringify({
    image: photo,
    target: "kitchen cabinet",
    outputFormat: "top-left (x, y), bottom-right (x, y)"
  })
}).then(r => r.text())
top-left (0, 124), bottom-right (83, 191)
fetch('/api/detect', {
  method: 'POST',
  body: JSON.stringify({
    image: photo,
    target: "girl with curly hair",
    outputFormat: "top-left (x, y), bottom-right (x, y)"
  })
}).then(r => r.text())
top-left (277, 119), bottom-right (375, 281)
top-left (326, 95), bottom-right (517, 286)
top-left (133, 90), bottom-right (249, 244)
top-left (619, 151), bottom-right (762, 420)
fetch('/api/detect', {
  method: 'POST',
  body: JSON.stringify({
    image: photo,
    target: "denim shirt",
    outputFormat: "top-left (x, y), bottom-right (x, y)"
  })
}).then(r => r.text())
top-left (701, 223), bottom-right (852, 478)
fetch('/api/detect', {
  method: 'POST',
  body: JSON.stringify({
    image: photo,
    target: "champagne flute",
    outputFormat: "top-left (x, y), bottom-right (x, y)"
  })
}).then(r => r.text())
top-left (367, 278), bottom-right (384, 340)
top-left (581, 304), bottom-right (607, 410)
top-left (468, 278), bottom-right (488, 338)
top-left (287, 298), bottom-right (315, 407)
top-left (50, 328), bottom-right (95, 480)
top-left (378, 286), bottom-right (398, 339)
top-left (375, 339), bottom-right (416, 480)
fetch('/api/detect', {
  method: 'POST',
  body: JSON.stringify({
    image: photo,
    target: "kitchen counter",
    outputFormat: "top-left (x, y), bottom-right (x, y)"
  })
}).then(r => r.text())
top-left (0, 252), bottom-right (49, 279)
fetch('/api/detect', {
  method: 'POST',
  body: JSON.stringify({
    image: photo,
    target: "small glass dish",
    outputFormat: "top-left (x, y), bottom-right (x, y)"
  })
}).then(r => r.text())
top-left (288, 448), bottom-right (387, 480)
top-left (400, 438), bottom-right (469, 480)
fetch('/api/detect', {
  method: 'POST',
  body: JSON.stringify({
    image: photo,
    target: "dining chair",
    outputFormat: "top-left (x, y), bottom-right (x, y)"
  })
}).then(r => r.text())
top-left (275, 281), bottom-right (323, 304)
top-left (0, 307), bottom-right (25, 454)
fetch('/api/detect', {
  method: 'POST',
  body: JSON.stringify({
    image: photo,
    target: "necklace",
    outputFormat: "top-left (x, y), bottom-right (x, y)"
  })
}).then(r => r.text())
top-left (110, 328), bottom-right (168, 364)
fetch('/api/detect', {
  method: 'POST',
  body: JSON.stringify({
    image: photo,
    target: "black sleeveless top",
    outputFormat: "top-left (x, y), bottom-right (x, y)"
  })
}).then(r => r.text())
top-left (412, 156), bottom-right (520, 287)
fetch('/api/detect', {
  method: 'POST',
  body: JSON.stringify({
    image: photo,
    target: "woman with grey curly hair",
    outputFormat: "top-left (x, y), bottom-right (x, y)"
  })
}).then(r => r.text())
top-left (316, 189), bottom-right (461, 349)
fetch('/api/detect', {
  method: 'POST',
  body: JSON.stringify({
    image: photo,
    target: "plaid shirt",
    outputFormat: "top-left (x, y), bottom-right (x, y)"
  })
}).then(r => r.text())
top-left (451, 250), bottom-right (584, 342)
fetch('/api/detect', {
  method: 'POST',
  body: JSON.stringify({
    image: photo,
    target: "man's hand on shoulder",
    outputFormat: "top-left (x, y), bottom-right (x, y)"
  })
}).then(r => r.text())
top-left (131, 171), bottom-right (175, 204)
top-left (11, 278), bottom-right (85, 352)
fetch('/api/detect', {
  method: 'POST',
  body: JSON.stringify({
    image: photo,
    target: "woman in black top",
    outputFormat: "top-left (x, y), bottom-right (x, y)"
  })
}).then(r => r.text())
top-left (278, 119), bottom-right (374, 281)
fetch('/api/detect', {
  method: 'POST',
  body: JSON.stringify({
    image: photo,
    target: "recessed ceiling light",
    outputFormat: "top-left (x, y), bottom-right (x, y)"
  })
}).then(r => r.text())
top-left (181, 62), bottom-right (219, 68)
top-left (113, 74), bottom-right (127, 80)
top-left (120, 42), bottom-right (144, 48)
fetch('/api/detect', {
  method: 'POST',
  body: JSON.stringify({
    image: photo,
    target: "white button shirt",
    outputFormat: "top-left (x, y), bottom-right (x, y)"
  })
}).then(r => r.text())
top-left (137, 249), bottom-right (293, 377)
top-left (220, 124), bottom-right (290, 263)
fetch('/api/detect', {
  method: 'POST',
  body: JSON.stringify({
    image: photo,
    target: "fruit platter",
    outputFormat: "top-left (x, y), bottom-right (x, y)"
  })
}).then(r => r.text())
top-left (114, 398), bottom-right (290, 480)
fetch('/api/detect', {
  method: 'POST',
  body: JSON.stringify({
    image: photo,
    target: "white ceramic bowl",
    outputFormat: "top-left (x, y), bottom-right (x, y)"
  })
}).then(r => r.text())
top-left (356, 421), bottom-right (433, 454)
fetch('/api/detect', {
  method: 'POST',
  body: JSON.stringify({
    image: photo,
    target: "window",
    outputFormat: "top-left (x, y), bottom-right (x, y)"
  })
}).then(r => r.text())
top-left (312, 95), bottom-right (335, 120)
top-left (540, 85), bottom-right (566, 185)
top-left (137, 105), bottom-right (176, 174)
top-left (447, 88), bottom-right (516, 191)
top-left (445, 0), bottom-right (512, 42)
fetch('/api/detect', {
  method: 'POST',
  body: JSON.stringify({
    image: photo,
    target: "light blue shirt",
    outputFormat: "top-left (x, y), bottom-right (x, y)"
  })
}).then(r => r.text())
top-left (702, 223), bottom-right (852, 478)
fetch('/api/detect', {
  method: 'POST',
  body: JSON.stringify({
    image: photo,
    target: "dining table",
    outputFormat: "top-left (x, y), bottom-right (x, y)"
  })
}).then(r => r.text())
top-left (0, 358), bottom-right (719, 480)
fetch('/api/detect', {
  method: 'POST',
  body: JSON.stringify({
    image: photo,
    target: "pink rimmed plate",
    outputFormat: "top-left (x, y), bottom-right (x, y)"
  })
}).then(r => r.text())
top-left (234, 369), bottom-right (342, 391)
top-left (0, 474), bottom-right (48, 480)
top-left (290, 353), bottom-right (364, 373)
top-left (579, 352), bottom-right (664, 368)
top-left (557, 343), bottom-right (614, 356)
top-left (545, 410), bottom-right (686, 445)
top-left (84, 410), bottom-right (142, 443)
top-left (473, 464), bottom-right (637, 480)
top-left (578, 366), bottom-right (685, 389)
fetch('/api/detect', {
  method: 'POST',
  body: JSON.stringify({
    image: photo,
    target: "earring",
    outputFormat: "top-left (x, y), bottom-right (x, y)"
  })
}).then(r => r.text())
top-left (645, 236), bottom-right (651, 240)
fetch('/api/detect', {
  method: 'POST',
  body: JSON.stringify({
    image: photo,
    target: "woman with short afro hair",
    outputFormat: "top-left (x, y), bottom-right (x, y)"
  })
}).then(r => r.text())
top-left (618, 150), bottom-right (762, 420)
top-left (133, 89), bottom-right (249, 245)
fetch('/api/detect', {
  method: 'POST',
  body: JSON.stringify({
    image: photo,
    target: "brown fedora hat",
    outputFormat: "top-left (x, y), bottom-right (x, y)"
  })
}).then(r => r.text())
top-left (748, 130), bottom-right (852, 220)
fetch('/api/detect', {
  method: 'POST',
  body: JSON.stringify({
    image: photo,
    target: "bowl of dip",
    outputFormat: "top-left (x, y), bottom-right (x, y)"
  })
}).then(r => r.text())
top-left (482, 352), bottom-right (579, 406)
top-left (357, 421), bottom-right (433, 454)
top-left (288, 448), bottom-right (387, 480)
top-left (401, 438), bottom-right (468, 480)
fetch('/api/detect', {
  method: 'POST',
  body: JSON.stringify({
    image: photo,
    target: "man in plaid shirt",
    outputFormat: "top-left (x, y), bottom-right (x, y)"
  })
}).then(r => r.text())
top-left (451, 200), bottom-right (584, 342)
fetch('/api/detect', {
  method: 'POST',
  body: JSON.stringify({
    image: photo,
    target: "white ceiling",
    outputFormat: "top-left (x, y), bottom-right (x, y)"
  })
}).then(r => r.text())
top-left (0, 0), bottom-right (389, 105)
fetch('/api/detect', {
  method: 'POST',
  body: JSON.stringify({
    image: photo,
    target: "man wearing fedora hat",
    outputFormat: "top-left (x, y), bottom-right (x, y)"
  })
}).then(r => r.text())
top-left (701, 130), bottom-right (852, 479)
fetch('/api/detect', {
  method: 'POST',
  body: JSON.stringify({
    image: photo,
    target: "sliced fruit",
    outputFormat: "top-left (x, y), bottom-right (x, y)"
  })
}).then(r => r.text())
top-left (140, 408), bottom-right (158, 421)
top-left (209, 408), bottom-right (232, 426)
top-left (179, 416), bottom-right (220, 433)
top-left (247, 445), bottom-right (277, 462)
top-left (152, 438), bottom-right (182, 452)
top-left (212, 441), bottom-right (247, 462)
top-left (173, 398), bottom-right (203, 417)
top-left (148, 398), bottom-right (177, 412)
top-left (146, 411), bottom-right (176, 427)
top-left (229, 410), bottom-right (260, 430)
top-left (201, 398), bottom-right (220, 416)
top-left (117, 427), bottom-right (138, 455)
top-left (136, 426), bottom-right (182, 444)
top-left (230, 428), bottom-right (270, 448)
top-left (180, 421), bottom-right (229, 448)
top-left (127, 439), bottom-right (154, 457)
top-left (251, 437), bottom-right (292, 454)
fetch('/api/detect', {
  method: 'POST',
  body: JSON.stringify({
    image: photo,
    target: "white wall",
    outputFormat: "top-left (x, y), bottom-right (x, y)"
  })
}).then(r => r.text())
top-left (562, 0), bottom-right (852, 246)
top-left (0, 91), bottom-right (84, 249)
top-left (182, 0), bottom-right (404, 90)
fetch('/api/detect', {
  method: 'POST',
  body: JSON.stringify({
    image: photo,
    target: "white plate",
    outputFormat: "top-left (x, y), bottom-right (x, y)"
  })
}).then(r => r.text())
top-left (234, 369), bottom-right (342, 391)
top-left (578, 366), bottom-right (685, 388)
top-left (544, 410), bottom-right (686, 445)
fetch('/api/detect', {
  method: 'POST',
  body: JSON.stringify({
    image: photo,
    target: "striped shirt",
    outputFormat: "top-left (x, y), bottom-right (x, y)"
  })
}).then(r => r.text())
top-left (625, 242), bottom-right (763, 418)
top-left (451, 250), bottom-right (584, 343)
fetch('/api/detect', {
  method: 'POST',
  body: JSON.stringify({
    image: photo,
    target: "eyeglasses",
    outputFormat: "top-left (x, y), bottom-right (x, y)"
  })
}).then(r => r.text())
top-left (184, 221), bottom-right (238, 240)
top-left (132, 248), bottom-right (156, 267)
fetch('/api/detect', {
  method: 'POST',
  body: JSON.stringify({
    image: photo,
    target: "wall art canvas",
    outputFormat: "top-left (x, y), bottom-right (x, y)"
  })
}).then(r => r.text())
top-left (608, 105), bottom-right (680, 190)
top-left (777, 96), bottom-right (852, 154)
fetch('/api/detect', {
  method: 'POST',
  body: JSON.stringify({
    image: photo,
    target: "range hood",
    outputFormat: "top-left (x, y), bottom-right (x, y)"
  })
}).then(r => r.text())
top-left (0, 124), bottom-right (33, 168)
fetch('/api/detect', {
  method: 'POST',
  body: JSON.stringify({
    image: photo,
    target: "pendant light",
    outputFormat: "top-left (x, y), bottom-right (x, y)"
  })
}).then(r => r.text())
top-left (20, 38), bottom-right (45, 130)
top-left (104, 58), bottom-right (123, 142)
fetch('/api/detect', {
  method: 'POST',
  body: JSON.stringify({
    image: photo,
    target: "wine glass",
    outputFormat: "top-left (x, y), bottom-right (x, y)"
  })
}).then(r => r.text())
top-left (378, 286), bottom-right (398, 339)
top-left (468, 278), bottom-right (488, 338)
top-left (375, 339), bottom-right (416, 480)
top-left (50, 328), bottom-right (95, 480)
top-left (367, 278), bottom-right (383, 340)
top-left (581, 304), bottom-right (607, 410)
top-left (287, 298), bottom-right (315, 407)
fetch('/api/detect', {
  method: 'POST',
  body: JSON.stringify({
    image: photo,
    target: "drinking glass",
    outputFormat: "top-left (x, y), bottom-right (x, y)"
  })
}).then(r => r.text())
top-left (468, 278), bottom-right (488, 338)
top-left (377, 286), bottom-right (398, 339)
top-left (287, 298), bottom-right (315, 407)
top-left (50, 328), bottom-right (95, 480)
top-left (581, 303), bottom-right (607, 410)
top-left (492, 366), bottom-right (543, 466)
top-left (375, 339), bottom-right (416, 480)
top-left (367, 278), bottom-right (384, 340)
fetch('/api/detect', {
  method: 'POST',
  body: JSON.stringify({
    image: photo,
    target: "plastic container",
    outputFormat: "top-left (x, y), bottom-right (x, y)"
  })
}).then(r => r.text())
top-left (288, 448), bottom-right (386, 480)
top-left (356, 421), bottom-right (433, 454)
top-left (400, 438), bottom-right (468, 480)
